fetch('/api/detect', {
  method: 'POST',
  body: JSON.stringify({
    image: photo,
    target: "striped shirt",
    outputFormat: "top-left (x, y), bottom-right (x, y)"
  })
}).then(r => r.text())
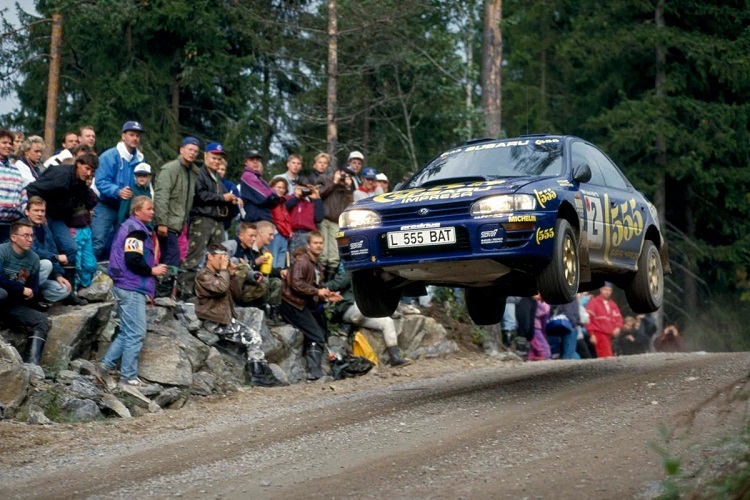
top-left (0, 158), bottom-right (28, 223)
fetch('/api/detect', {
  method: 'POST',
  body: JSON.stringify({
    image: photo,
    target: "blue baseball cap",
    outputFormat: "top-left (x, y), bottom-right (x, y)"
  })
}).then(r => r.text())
top-left (362, 167), bottom-right (378, 179)
top-left (205, 142), bottom-right (225, 155)
top-left (122, 120), bottom-right (145, 133)
top-left (182, 137), bottom-right (200, 147)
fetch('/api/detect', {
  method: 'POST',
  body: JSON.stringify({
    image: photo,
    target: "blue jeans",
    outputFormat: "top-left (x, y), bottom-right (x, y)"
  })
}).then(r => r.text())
top-left (38, 259), bottom-right (71, 303)
top-left (92, 203), bottom-right (119, 261)
top-left (268, 233), bottom-right (289, 269)
top-left (48, 219), bottom-right (78, 266)
top-left (102, 286), bottom-right (147, 380)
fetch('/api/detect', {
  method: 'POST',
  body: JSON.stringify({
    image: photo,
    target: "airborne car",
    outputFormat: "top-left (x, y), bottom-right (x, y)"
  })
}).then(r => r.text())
top-left (337, 135), bottom-right (669, 325)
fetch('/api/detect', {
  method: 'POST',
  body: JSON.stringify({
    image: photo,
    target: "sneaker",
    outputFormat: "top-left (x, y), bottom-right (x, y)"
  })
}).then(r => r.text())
top-left (93, 362), bottom-right (117, 391)
top-left (119, 378), bottom-right (142, 387)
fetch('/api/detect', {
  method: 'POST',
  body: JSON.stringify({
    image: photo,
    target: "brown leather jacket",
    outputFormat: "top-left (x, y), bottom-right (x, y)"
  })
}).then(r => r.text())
top-left (194, 267), bottom-right (241, 324)
top-left (281, 252), bottom-right (321, 310)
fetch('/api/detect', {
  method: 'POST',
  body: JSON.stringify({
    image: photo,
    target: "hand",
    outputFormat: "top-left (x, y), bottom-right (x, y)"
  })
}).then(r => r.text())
top-left (625, 334), bottom-right (635, 342)
top-left (589, 334), bottom-right (598, 345)
top-left (157, 225), bottom-right (168, 238)
top-left (294, 186), bottom-right (303, 198)
top-left (255, 254), bottom-right (269, 266)
top-left (119, 186), bottom-right (133, 200)
top-left (23, 287), bottom-right (34, 300)
top-left (219, 255), bottom-right (229, 270)
top-left (228, 261), bottom-right (237, 276)
top-left (57, 254), bottom-right (68, 265)
top-left (56, 276), bottom-right (72, 292)
top-left (151, 264), bottom-right (168, 277)
top-left (612, 327), bottom-right (621, 337)
top-left (317, 288), bottom-right (329, 298)
top-left (280, 269), bottom-right (288, 279)
top-left (223, 192), bottom-right (236, 202)
top-left (327, 291), bottom-right (343, 303)
top-left (309, 185), bottom-right (320, 199)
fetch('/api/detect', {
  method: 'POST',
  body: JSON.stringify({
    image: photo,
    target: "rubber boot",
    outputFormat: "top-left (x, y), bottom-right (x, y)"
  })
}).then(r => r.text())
top-left (62, 266), bottom-right (88, 305)
top-left (247, 361), bottom-right (286, 387)
top-left (268, 305), bottom-right (283, 326)
top-left (306, 343), bottom-right (325, 380)
top-left (25, 328), bottom-right (48, 365)
top-left (154, 276), bottom-right (175, 299)
top-left (387, 346), bottom-right (412, 367)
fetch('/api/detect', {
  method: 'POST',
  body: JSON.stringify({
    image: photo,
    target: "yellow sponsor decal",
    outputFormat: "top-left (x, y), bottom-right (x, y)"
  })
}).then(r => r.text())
top-left (535, 227), bottom-right (554, 244)
top-left (508, 215), bottom-right (537, 222)
top-left (373, 179), bottom-right (507, 205)
top-left (603, 195), bottom-right (644, 264)
top-left (534, 188), bottom-right (557, 208)
top-left (335, 231), bottom-right (345, 238)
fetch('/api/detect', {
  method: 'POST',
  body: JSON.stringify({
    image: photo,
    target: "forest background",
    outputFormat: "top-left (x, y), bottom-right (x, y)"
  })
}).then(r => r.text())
top-left (1, 0), bottom-right (749, 351)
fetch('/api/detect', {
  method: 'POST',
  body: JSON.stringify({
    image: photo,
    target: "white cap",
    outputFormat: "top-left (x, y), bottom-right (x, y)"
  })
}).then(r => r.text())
top-left (348, 150), bottom-right (364, 161)
top-left (134, 162), bottom-right (152, 175)
top-left (375, 173), bottom-right (388, 182)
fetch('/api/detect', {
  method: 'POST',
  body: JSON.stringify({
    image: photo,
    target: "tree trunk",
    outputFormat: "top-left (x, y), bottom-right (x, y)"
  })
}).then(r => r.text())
top-left (684, 185), bottom-right (698, 314)
top-left (326, 0), bottom-right (338, 167)
top-left (481, 0), bottom-right (502, 137)
top-left (170, 74), bottom-right (180, 146)
top-left (654, 0), bottom-right (666, 333)
top-left (43, 13), bottom-right (63, 159)
top-left (464, 9), bottom-right (474, 140)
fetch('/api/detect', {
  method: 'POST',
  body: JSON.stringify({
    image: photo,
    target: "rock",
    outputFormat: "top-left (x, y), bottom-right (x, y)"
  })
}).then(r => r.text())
top-left (66, 376), bottom-right (100, 399)
top-left (196, 328), bottom-right (220, 346)
top-left (235, 306), bottom-right (265, 332)
top-left (148, 401), bottom-right (162, 413)
top-left (398, 315), bottom-right (428, 353)
top-left (146, 306), bottom-right (171, 332)
top-left (176, 303), bottom-right (201, 333)
top-left (259, 328), bottom-right (286, 364)
top-left (411, 317), bottom-right (458, 358)
top-left (100, 393), bottom-right (131, 418)
top-left (139, 382), bottom-right (165, 397)
top-left (153, 297), bottom-right (178, 308)
top-left (0, 340), bottom-right (29, 411)
top-left (138, 333), bottom-right (193, 387)
top-left (27, 409), bottom-right (53, 425)
top-left (61, 396), bottom-right (102, 421)
top-left (173, 327), bottom-right (210, 372)
top-left (191, 372), bottom-right (216, 396)
top-left (274, 324), bottom-right (304, 350)
top-left (153, 387), bottom-right (182, 408)
top-left (167, 396), bottom-right (188, 410)
top-left (25, 363), bottom-right (46, 381)
top-left (203, 347), bottom-right (239, 392)
top-left (278, 345), bottom-right (306, 384)
top-left (56, 369), bottom-right (79, 383)
top-left (41, 303), bottom-right (114, 370)
top-left (77, 271), bottom-right (113, 302)
top-left (268, 363), bottom-right (289, 386)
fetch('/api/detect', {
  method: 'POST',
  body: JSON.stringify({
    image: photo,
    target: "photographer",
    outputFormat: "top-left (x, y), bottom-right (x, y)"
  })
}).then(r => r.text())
top-left (287, 177), bottom-right (324, 256)
top-left (313, 155), bottom-right (353, 281)
top-left (653, 323), bottom-right (685, 353)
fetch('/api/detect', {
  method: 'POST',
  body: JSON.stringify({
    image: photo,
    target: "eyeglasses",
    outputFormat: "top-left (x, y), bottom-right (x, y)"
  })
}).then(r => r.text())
top-left (13, 233), bottom-right (33, 239)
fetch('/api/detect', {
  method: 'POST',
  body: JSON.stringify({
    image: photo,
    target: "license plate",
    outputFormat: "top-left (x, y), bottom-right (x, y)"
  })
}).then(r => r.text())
top-left (387, 227), bottom-right (456, 248)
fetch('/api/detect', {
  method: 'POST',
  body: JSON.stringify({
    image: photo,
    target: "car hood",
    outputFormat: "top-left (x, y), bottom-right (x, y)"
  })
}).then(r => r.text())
top-left (354, 177), bottom-right (542, 210)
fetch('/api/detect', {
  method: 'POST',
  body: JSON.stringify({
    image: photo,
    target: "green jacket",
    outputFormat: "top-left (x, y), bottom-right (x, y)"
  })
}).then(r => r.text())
top-left (153, 156), bottom-right (200, 232)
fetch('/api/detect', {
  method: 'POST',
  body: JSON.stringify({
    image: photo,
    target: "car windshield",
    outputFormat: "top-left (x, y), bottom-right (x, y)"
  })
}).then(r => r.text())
top-left (403, 139), bottom-right (564, 189)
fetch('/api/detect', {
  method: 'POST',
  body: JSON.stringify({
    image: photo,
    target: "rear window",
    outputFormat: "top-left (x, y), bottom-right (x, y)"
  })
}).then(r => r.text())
top-left (404, 138), bottom-right (564, 189)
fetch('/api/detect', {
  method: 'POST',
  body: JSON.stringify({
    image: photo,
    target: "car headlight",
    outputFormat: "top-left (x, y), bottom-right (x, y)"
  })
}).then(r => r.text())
top-left (339, 209), bottom-right (382, 230)
top-left (470, 194), bottom-right (536, 216)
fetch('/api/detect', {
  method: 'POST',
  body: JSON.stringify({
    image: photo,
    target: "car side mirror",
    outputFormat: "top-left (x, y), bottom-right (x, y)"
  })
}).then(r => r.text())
top-left (573, 163), bottom-right (592, 183)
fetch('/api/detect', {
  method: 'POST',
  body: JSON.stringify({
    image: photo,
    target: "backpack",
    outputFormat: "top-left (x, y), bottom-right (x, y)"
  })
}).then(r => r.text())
top-left (330, 355), bottom-right (375, 380)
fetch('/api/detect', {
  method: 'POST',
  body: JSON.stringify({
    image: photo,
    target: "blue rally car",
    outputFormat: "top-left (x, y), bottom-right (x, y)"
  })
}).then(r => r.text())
top-left (337, 135), bottom-right (670, 324)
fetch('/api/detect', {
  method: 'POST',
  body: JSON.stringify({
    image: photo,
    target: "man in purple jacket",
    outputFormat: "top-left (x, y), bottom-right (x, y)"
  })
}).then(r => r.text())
top-left (239, 149), bottom-right (281, 223)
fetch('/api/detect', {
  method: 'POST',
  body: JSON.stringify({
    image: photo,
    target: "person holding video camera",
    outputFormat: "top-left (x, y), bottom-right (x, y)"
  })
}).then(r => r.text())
top-left (653, 323), bottom-right (685, 353)
top-left (288, 176), bottom-right (324, 256)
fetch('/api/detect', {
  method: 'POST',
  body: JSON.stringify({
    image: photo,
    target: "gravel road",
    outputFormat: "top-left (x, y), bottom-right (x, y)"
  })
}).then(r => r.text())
top-left (1, 352), bottom-right (748, 499)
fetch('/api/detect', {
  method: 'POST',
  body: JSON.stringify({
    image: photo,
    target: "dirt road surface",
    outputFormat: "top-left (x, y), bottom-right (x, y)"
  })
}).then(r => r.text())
top-left (1, 352), bottom-right (748, 499)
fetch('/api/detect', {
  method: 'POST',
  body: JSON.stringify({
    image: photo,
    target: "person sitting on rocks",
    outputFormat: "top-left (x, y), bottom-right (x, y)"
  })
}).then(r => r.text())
top-left (0, 221), bottom-right (49, 365)
top-left (194, 244), bottom-right (284, 387)
top-left (324, 262), bottom-right (411, 366)
top-left (280, 231), bottom-right (341, 381)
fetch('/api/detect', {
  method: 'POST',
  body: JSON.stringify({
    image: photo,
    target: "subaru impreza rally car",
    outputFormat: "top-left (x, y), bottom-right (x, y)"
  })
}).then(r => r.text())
top-left (337, 135), bottom-right (669, 324)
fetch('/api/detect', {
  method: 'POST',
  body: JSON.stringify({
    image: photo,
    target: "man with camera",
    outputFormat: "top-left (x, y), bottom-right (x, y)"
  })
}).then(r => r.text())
top-left (194, 244), bottom-right (284, 387)
top-left (654, 323), bottom-right (685, 352)
top-left (346, 150), bottom-right (365, 189)
top-left (287, 177), bottom-right (324, 256)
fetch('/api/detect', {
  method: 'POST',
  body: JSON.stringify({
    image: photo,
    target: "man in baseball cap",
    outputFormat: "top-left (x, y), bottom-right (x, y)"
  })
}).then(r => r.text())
top-left (92, 120), bottom-right (146, 260)
top-left (353, 167), bottom-right (383, 202)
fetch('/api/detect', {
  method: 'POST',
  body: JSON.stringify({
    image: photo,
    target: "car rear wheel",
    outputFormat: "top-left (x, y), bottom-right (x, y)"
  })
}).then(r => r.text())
top-left (624, 240), bottom-right (663, 313)
top-left (536, 218), bottom-right (579, 304)
top-left (352, 270), bottom-right (401, 317)
top-left (466, 287), bottom-right (507, 325)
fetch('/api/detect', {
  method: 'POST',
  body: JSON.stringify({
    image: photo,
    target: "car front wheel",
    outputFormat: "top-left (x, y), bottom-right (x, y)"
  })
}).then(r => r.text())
top-left (352, 270), bottom-right (401, 317)
top-left (536, 218), bottom-right (579, 304)
top-left (466, 286), bottom-right (507, 325)
top-left (624, 240), bottom-right (663, 313)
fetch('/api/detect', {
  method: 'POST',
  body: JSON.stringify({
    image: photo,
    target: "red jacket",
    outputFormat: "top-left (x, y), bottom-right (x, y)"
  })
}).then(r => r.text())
top-left (271, 195), bottom-right (292, 238)
top-left (585, 295), bottom-right (623, 336)
top-left (289, 197), bottom-right (323, 232)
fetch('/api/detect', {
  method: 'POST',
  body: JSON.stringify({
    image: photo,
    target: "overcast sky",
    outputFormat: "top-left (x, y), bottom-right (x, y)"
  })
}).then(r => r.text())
top-left (1, 0), bottom-right (38, 116)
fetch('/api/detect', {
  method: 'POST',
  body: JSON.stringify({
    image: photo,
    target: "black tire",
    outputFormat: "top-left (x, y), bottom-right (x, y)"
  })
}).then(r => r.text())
top-left (352, 270), bottom-right (401, 317)
top-left (536, 218), bottom-right (579, 304)
top-left (466, 287), bottom-right (507, 325)
top-left (625, 240), bottom-right (663, 313)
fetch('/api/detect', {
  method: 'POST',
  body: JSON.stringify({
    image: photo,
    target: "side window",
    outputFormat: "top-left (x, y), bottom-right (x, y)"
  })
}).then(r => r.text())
top-left (590, 148), bottom-right (629, 191)
top-left (571, 142), bottom-right (606, 186)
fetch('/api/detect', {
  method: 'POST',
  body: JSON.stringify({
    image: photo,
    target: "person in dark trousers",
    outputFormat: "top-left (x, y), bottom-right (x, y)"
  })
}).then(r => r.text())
top-left (0, 221), bottom-right (48, 365)
top-left (279, 231), bottom-right (341, 380)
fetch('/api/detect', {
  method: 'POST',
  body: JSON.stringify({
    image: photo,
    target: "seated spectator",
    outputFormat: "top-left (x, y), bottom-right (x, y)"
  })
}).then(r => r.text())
top-left (117, 163), bottom-right (153, 225)
top-left (288, 177), bottom-right (323, 256)
top-left (280, 231), bottom-right (341, 380)
top-left (25, 196), bottom-right (88, 306)
top-left (13, 135), bottom-right (45, 186)
top-left (194, 244), bottom-right (283, 387)
top-left (26, 152), bottom-right (99, 290)
top-left (0, 221), bottom-right (48, 365)
top-left (353, 167), bottom-right (383, 202)
top-left (94, 196), bottom-right (167, 390)
top-left (325, 262), bottom-right (412, 366)
top-left (0, 129), bottom-right (28, 242)
top-left (653, 323), bottom-right (685, 353)
top-left (268, 177), bottom-right (292, 268)
top-left (615, 316), bottom-right (650, 355)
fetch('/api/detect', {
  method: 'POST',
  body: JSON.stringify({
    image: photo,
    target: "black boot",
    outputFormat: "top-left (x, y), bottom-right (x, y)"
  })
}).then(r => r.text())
top-left (387, 346), bottom-right (412, 367)
top-left (247, 361), bottom-right (286, 387)
top-left (268, 305), bottom-right (284, 326)
top-left (25, 329), bottom-right (48, 365)
top-left (155, 276), bottom-right (175, 299)
top-left (306, 343), bottom-right (325, 380)
top-left (177, 271), bottom-right (196, 301)
top-left (64, 292), bottom-right (88, 306)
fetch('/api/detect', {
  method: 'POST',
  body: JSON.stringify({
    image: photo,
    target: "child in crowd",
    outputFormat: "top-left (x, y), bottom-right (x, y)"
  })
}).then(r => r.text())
top-left (118, 163), bottom-right (154, 225)
top-left (269, 177), bottom-right (292, 269)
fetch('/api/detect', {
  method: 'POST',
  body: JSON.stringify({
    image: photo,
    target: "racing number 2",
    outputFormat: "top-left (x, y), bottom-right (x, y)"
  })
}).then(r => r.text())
top-left (585, 195), bottom-right (604, 249)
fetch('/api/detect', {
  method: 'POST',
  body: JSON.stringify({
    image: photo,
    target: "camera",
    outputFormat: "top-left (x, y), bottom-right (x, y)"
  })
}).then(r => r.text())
top-left (339, 165), bottom-right (356, 177)
top-left (300, 186), bottom-right (312, 196)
